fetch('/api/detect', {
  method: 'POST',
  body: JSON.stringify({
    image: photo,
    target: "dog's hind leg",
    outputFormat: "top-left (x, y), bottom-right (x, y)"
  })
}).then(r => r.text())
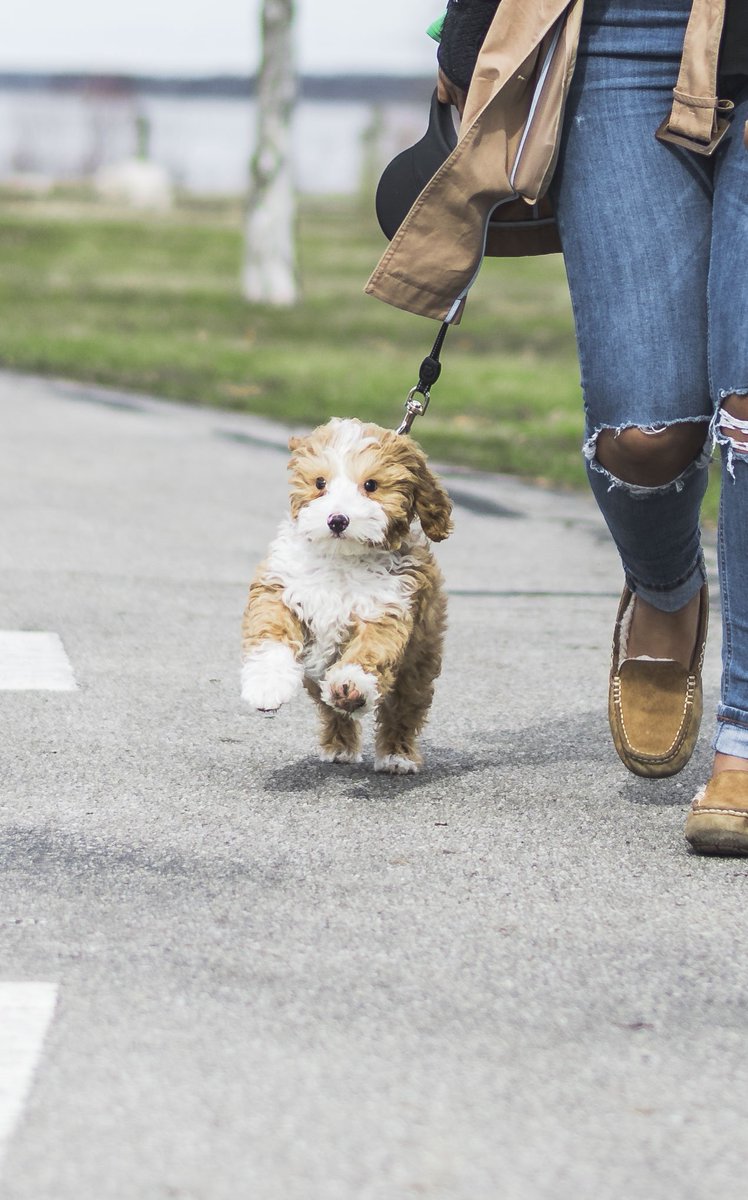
top-left (307, 681), bottom-right (363, 764)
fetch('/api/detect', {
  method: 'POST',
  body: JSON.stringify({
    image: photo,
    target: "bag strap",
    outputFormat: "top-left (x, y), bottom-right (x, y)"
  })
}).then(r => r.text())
top-left (657, 0), bottom-right (733, 155)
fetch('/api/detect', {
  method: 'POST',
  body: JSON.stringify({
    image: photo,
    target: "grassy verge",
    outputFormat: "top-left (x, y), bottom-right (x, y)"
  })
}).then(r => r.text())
top-left (0, 189), bottom-right (719, 516)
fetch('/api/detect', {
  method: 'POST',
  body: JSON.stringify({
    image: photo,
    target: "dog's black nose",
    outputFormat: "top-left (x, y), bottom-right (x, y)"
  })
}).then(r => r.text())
top-left (327, 513), bottom-right (349, 535)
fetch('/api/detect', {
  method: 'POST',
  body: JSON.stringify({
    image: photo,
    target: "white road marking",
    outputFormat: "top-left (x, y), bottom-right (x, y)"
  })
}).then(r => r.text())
top-left (0, 983), bottom-right (58, 1170)
top-left (0, 632), bottom-right (77, 691)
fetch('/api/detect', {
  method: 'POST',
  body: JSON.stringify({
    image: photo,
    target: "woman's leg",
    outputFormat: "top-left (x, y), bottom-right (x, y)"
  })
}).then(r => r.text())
top-left (685, 87), bottom-right (748, 849)
top-left (548, 0), bottom-right (715, 776)
top-left (707, 79), bottom-right (748, 774)
top-left (549, 0), bottom-right (713, 622)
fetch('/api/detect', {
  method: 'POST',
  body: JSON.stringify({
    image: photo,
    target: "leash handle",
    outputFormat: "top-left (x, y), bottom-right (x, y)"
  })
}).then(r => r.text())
top-left (395, 320), bottom-right (451, 435)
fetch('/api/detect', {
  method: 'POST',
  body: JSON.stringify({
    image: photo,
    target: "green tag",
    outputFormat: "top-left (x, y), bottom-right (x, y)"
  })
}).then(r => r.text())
top-left (426, 14), bottom-right (445, 42)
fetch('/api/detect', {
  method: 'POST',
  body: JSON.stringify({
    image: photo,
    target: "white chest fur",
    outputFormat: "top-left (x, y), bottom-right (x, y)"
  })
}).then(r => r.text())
top-left (266, 520), bottom-right (419, 680)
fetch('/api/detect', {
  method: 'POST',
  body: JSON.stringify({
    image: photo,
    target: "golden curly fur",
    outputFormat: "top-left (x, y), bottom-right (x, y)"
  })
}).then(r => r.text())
top-left (241, 418), bottom-right (452, 773)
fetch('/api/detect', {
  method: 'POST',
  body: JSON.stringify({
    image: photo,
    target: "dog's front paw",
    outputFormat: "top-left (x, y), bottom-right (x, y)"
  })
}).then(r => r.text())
top-left (321, 663), bottom-right (379, 719)
top-left (241, 642), bottom-right (303, 713)
top-left (318, 748), bottom-right (363, 764)
top-left (375, 753), bottom-right (420, 775)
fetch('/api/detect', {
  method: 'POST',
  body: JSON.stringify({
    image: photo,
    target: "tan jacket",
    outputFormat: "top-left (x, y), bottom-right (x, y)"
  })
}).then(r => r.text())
top-left (365, 0), bottom-right (729, 323)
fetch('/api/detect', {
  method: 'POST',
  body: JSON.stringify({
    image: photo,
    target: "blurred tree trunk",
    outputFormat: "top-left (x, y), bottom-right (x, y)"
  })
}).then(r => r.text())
top-left (243, 0), bottom-right (298, 306)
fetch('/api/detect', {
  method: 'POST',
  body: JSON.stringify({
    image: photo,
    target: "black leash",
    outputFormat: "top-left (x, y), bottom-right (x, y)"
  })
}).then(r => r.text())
top-left (395, 320), bottom-right (451, 435)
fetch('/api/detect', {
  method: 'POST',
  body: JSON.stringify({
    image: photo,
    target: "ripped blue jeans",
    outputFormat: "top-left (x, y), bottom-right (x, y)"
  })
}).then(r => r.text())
top-left (549, 0), bottom-right (748, 758)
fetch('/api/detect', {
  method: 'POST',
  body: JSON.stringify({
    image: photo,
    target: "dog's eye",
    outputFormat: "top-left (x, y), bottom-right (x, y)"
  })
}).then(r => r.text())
top-left (363, 479), bottom-right (378, 493)
top-left (315, 477), bottom-right (326, 491)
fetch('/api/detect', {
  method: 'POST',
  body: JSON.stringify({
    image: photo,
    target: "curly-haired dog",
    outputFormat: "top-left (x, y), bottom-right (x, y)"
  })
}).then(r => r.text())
top-left (241, 417), bottom-right (453, 773)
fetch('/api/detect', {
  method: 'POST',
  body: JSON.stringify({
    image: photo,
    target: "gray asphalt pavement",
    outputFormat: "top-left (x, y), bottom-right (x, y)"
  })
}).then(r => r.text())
top-left (1, 369), bottom-right (747, 1200)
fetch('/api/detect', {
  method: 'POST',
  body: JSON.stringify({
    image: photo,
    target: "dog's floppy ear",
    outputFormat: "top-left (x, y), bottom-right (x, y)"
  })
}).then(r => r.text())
top-left (415, 460), bottom-right (453, 542)
top-left (288, 434), bottom-right (304, 453)
top-left (405, 439), bottom-right (453, 542)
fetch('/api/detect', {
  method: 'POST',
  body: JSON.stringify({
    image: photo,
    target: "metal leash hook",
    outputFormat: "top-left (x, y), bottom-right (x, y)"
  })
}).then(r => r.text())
top-left (396, 386), bottom-right (431, 435)
top-left (394, 319), bottom-right (450, 437)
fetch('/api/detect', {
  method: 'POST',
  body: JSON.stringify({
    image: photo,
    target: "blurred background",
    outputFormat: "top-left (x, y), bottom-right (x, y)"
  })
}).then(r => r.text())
top-left (0, 0), bottom-right (438, 199)
top-left (2, 0), bottom-right (697, 507)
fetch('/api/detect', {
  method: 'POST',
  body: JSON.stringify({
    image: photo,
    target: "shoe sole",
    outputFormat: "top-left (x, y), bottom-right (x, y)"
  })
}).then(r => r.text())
top-left (685, 815), bottom-right (748, 856)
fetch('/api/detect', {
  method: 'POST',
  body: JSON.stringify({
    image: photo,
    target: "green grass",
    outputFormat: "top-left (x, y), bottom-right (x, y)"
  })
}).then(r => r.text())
top-left (0, 189), bottom-right (719, 517)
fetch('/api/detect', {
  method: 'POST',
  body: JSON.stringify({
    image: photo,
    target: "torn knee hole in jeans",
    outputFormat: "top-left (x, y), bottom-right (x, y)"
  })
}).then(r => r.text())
top-left (713, 389), bottom-right (748, 478)
top-left (583, 421), bottom-right (712, 495)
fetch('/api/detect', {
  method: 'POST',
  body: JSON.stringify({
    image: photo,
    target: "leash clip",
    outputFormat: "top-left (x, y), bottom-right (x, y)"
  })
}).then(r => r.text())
top-left (393, 318), bottom-right (450, 435)
top-left (396, 386), bottom-right (430, 436)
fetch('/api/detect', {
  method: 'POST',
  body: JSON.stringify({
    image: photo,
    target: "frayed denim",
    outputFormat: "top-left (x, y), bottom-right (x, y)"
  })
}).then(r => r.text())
top-left (549, 0), bottom-right (748, 756)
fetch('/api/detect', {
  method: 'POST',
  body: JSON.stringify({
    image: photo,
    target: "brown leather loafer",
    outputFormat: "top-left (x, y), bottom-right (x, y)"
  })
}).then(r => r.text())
top-left (685, 772), bottom-right (748, 855)
top-left (608, 583), bottom-right (708, 778)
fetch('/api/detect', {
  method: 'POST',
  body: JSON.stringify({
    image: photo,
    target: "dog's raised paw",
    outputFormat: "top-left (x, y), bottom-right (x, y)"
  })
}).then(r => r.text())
top-left (327, 681), bottom-right (366, 713)
top-left (374, 754), bottom-right (420, 775)
top-left (321, 664), bottom-right (379, 718)
top-left (241, 643), bottom-right (303, 712)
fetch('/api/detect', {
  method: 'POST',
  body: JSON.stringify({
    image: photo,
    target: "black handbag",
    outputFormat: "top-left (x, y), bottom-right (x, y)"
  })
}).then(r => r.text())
top-left (375, 88), bottom-right (559, 256)
top-left (375, 90), bottom-right (457, 241)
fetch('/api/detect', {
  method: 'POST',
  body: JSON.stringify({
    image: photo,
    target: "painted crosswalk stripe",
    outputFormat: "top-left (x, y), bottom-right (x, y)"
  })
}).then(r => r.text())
top-left (0, 983), bottom-right (58, 1170)
top-left (0, 632), bottom-right (77, 691)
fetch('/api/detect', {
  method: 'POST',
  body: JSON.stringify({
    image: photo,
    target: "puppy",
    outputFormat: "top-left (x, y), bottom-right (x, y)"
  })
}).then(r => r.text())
top-left (241, 417), bottom-right (453, 773)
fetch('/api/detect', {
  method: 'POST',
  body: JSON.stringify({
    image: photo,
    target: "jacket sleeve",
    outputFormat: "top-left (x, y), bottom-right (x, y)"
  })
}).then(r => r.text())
top-left (437, 0), bottom-right (500, 91)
